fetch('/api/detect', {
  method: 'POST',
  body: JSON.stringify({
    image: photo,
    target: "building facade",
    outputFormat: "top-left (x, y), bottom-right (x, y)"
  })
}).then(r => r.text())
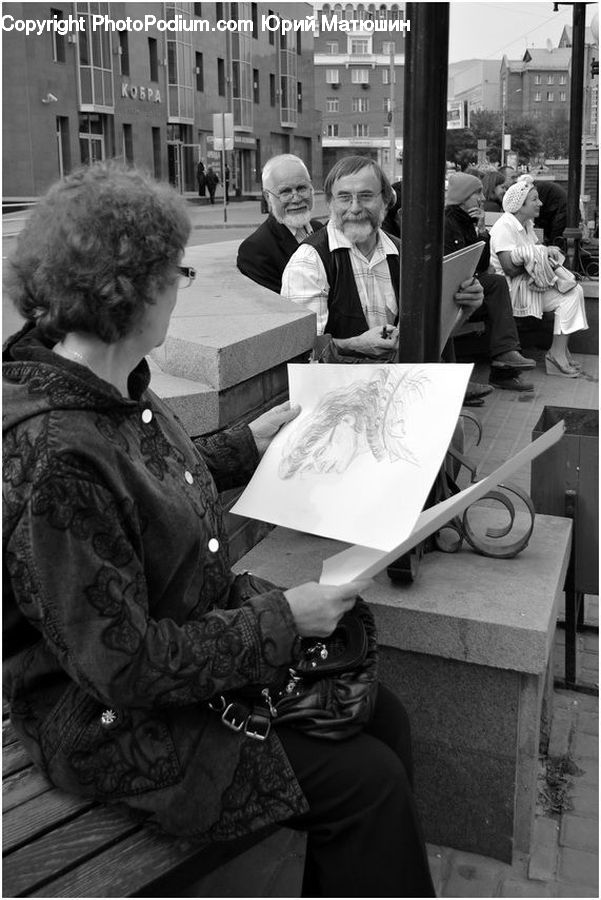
top-left (500, 47), bottom-right (571, 126)
top-left (448, 59), bottom-right (500, 127)
top-left (313, 1), bottom-right (407, 181)
top-left (2, 1), bottom-right (321, 198)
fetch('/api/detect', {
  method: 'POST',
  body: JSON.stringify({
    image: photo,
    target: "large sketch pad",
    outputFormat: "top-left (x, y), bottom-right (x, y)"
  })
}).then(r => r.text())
top-left (232, 363), bottom-right (472, 551)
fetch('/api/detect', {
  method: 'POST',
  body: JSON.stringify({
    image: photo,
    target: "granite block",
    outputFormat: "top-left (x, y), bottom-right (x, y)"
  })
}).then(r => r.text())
top-left (153, 241), bottom-right (316, 390)
top-left (234, 514), bottom-right (572, 675)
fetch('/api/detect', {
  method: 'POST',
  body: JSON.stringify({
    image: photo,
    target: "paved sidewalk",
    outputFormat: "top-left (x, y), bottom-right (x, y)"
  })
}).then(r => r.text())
top-left (185, 352), bottom-right (599, 899)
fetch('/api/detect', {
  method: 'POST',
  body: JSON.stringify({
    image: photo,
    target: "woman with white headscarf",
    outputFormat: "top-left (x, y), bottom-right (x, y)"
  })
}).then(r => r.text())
top-left (489, 175), bottom-right (587, 377)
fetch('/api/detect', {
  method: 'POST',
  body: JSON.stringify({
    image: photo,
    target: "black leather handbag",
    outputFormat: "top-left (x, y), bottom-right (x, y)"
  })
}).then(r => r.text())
top-left (211, 574), bottom-right (379, 742)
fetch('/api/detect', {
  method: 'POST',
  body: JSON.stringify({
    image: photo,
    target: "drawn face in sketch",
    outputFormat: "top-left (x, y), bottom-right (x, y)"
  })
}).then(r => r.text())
top-left (278, 369), bottom-right (429, 479)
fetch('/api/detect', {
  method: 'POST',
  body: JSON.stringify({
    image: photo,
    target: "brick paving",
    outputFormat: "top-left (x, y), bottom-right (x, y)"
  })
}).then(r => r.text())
top-left (184, 347), bottom-right (598, 898)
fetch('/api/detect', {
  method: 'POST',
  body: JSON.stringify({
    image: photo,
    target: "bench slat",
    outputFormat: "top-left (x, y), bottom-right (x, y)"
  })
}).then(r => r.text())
top-left (3, 740), bottom-right (32, 778)
top-left (3, 805), bottom-right (141, 897)
top-left (3, 785), bottom-right (95, 853)
top-left (29, 827), bottom-right (209, 898)
top-left (3, 717), bottom-right (19, 747)
top-left (3, 766), bottom-right (52, 812)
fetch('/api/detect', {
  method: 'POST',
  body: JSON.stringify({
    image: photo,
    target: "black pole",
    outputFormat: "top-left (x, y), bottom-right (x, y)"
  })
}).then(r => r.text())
top-left (398, 3), bottom-right (449, 363)
top-left (564, 3), bottom-right (586, 266)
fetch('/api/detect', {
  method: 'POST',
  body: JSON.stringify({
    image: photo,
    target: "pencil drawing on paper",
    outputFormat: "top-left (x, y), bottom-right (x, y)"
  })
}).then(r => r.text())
top-left (278, 368), bottom-right (430, 479)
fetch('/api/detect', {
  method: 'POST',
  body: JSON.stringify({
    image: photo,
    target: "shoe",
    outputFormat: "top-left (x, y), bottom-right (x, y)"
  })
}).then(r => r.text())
top-left (545, 354), bottom-right (580, 378)
top-left (566, 351), bottom-right (583, 371)
top-left (464, 381), bottom-right (494, 401)
top-left (491, 350), bottom-right (536, 369)
top-left (490, 374), bottom-right (534, 392)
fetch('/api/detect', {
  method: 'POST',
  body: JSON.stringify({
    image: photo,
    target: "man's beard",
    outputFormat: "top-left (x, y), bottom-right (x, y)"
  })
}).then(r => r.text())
top-left (336, 209), bottom-right (383, 245)
top-left (281, 208), bottom-right (312, 229)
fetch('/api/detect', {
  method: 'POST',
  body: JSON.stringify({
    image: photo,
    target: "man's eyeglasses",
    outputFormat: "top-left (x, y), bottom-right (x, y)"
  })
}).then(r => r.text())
top-left (176, 265), bottom-right (196, 289)
top-left (332, 191), bottom-right (383, 206)
top-left (264, 184), bottom-right (313, 202)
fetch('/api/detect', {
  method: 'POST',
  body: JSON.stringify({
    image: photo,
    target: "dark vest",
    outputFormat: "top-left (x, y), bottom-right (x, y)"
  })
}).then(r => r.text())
top-left (302, 227), bottom-right (400, 339)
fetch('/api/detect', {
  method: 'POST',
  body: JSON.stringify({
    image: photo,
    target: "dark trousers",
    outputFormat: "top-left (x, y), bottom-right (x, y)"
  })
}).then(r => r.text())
top-left (278, 684), bottom-right (436, 898)
top-left (474, 272), bottom-right (520, 359)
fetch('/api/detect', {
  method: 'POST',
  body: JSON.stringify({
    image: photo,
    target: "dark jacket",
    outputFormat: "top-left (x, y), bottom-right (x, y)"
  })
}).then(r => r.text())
top-left (2, 324), bottom-right (307, 843)
top-left (237, 214), bottom-right (325, 293)
top-left (534, 180), bottom-right (567, 245)
top-left (444, 204), bottom-right (490, 273)
top-left (301, 226), bottom-right (400, 340)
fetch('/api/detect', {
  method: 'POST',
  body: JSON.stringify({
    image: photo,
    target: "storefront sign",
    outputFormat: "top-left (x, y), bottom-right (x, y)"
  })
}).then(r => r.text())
top-left (121, 83), bottom-right (161, 102)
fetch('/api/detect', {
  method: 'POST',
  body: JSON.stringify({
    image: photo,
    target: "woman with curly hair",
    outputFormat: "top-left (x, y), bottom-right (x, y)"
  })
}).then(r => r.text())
top-left (480, 170), bottom-right (506, 212)
top-left (3, 163), bottom-right (435, 897)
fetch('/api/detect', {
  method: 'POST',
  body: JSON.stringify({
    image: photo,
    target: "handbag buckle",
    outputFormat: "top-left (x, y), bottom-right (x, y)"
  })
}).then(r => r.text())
top-left (221, 701), bottom-right (248, 732)
top-left (244, 709), bottom-right (271, 741)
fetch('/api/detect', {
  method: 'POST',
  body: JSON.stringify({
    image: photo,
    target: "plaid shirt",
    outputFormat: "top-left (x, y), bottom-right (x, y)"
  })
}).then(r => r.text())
top-left (281, 220), bottom-right (399, 334)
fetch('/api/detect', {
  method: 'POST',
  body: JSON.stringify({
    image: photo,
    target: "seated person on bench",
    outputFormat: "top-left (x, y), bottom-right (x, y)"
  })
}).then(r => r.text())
top-left (444, 172), bottom-right (535, 393)
top-left (3, 163), bottom-right (435, 899)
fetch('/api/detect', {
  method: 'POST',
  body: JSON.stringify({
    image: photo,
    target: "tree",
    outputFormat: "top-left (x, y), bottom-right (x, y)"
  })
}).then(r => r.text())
top-left (505, 116), bottom-right (542, 164)
top-left (539, 110), bottom-right (570, 159)
top-left (470, 109), bottom-right (502, 162)
top-left (445, 127), bottom-right (476, 165)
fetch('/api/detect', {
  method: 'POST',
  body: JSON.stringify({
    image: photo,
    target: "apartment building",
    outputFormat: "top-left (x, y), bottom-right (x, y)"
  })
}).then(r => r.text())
top-left (2, 1), bottom-right (321, 198)
top-left (313, 1), bottom-right (407, 179)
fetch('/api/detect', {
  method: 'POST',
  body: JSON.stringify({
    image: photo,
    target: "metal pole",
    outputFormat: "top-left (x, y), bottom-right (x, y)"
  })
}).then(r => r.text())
top-left (564, 3), bottom-right (586, 266)
top-left (389, 45), bottom-right (396, 181)
top-left (398, 2), bottom-right (449, 363)
top-left (221, 113), bottom-right (228, 224)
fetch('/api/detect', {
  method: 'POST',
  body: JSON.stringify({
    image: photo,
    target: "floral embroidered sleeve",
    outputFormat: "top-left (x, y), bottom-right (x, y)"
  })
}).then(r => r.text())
top-left (193, 425), bottom-right (260, 491)
top-left (6, 460), bottom-right (296, 711)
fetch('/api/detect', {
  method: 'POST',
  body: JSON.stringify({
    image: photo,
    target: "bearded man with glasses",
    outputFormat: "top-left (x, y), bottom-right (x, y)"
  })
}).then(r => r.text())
top-left (237, 154), bottom-right (325, 294)
top-left (281, 156), bottom-right (484, 362)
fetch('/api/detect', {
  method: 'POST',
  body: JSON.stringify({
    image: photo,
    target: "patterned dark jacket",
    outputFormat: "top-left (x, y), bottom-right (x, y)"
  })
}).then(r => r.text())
top-left (236, 213), bottom-right (324, 293)
top-left (2, 324), bottom-right (307, 842)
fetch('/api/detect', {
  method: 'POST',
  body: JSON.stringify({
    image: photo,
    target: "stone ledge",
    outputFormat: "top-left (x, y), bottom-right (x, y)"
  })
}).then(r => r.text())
top-left (233, 512), bottom-right (572, 675)
top-left (150, 241), bottom-right (316, 390)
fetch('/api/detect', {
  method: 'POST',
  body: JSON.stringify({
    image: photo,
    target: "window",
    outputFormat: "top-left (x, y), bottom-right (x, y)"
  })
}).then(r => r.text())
top-left (327, 97), bottom-right (339, 112)
top-left (56, 116), bottom-right (70, 176)
top-left (326, 69), bottom-right (340, 84)
top-left (382, 69), bottom-right (396, 84)
top-left (216, 2), bottom-right (224, 19)
top-left (148, 38), bottom-right (158, 81)
top-left (351, 69), bottom-right (369, 84)
top-left (352, 123), bottom-right (369, 137)
top-left (251, 2), bottom-right (258, 35)
top-left (547, 91), bottom-right (554, 101)
top-left (350, 38), bottom-right (370, 54)
top-left (382, 41), bottom-right (395, 55)
top-left (270, 73), bottom-right (276, 106)
top-left (352, 97), bottom-right (369, 112)
top-left (194, 3), bottom-right (202, 13)
top-left (195, 52), bottom-right (204, 91)
top-left (383, 98), bottom-right (392, 112)
top-left (253, 68), bottom-right (259, 103)
top-left (297, 81), bottom-right (302, 113)
top-left (118, 29), bottom-right (129, 77)
top-left (152, 127), bottom-right (161, 179)
top-left (268, 8), bottom-right (274, 44)
top-left (122, 124), bottom-right (133, 164)
top-left (383, 125), bottom-right (390, 137)
top-left (547, 75), bottom-right (554, 84)
top-left (326, 42), bottom-right (339, 54)
top-left (296, 31), bottom-right (301, 55)
top-left (559, 74), bottom-right (567, 85)
top-left (167, 42), bottom-right (177, 82)
top-left (535, 74), bottom-right (542, 84)
top-left (534, 92), bottom-right (541, 102)
top-left (217, 57), bottom-right (225, 96)
top-left (326, 123), bottom-right (339, 137)
top-left (560, 91), bottom-right (567, 101)
top-left (50, 9), bottom-right (66, 63)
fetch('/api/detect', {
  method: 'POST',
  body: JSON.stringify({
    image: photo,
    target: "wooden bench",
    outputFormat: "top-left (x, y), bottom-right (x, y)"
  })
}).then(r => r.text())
top-left (2, 706), bottom-right (279, 897)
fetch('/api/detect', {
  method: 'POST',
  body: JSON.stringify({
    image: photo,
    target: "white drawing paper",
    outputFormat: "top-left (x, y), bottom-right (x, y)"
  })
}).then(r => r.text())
top-left (232, 362), bottom-right (473, 551)
top-left (319, 419), bottom-right (566, 585)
